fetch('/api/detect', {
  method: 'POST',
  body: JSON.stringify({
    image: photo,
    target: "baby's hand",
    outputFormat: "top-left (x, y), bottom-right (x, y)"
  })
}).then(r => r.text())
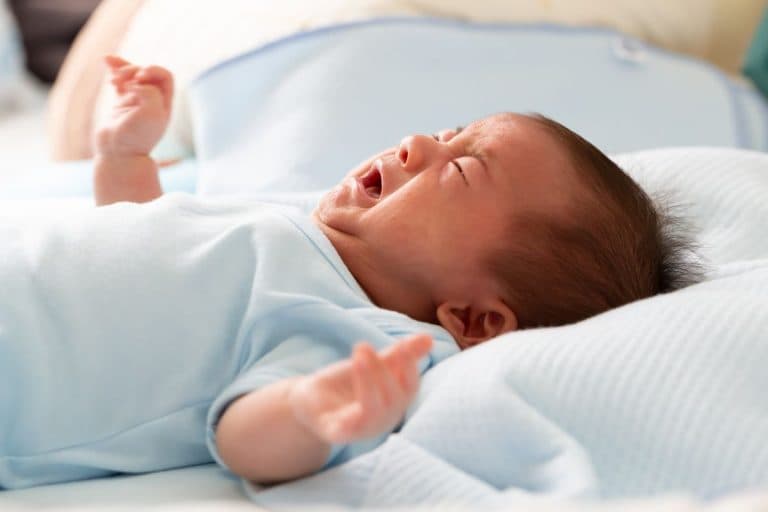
top-left (95, 55), bottom-right (173, 158)
top-left (289, 335), bottom-right (433, 444)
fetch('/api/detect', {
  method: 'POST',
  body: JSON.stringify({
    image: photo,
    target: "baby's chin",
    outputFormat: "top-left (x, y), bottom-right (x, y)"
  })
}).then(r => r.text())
top-left (313, 185), bottom-right (347, 224)
top-left (312, 189), bottom-right (335, 220)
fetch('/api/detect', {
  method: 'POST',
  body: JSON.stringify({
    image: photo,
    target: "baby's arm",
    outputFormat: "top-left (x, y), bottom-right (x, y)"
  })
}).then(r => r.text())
top-left (215, 334), bottom-right (433, 484)
top-left (93, 56), bottom-right (173, 206)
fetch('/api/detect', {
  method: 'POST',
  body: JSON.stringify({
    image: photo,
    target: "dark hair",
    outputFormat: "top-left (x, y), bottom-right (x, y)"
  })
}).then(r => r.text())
top-left (487, 113), bottom-right (704, 329)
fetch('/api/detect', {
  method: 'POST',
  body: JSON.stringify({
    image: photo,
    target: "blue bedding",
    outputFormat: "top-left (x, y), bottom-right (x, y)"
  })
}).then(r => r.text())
top-left (2, 18), bottom-right (767, 508)
top-left (5, 19), bottom-right (766, 202)
top-left (188, 18), bottom-right (768, 196)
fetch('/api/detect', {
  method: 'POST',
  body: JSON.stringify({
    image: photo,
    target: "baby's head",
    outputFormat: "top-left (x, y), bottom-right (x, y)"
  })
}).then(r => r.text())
top-left (314, 113), bottom-right (697, 349)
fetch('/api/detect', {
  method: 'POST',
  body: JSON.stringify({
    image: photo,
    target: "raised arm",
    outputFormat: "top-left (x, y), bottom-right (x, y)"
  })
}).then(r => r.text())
top-left (215, 334), bottom-right (433, 484)
top-left (93, 56), bottom-right (173, 206)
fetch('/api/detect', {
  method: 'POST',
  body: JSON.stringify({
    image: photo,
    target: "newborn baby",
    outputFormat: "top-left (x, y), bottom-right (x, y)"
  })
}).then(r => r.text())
top-left (0, 57), bottom-right (682, 490)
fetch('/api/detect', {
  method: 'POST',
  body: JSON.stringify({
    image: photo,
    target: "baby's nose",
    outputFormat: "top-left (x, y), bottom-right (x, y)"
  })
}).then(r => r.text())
top-left (396, 136), bottom-right (415, 167)
top-left (397, 134), bottom-right (441, 171)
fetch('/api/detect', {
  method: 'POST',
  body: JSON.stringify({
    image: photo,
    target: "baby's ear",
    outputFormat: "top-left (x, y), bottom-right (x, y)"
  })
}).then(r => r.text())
top-left (435, 300), bottom-right (517, 350)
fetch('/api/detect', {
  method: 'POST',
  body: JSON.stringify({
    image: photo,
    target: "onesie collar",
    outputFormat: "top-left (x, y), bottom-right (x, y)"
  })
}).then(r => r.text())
top-left (276, 206), bottom-right (372, 302)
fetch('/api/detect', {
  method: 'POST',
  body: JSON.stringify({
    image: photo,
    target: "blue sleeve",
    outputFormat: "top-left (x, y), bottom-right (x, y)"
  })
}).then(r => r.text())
top-left (205, 302), bottom-right (402, 473)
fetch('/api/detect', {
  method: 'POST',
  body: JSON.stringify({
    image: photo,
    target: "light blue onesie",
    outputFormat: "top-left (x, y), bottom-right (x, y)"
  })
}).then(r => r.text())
top-left (0, 193), bottom-right (458, 490)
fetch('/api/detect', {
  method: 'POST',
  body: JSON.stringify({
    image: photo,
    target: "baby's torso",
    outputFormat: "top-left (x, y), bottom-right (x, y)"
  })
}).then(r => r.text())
top-left (0, 194), bottom-right (383, 487)
top-left (3, 196), bottom-right (354, 373)
top-left (0, 193), bottom-right (458, 489)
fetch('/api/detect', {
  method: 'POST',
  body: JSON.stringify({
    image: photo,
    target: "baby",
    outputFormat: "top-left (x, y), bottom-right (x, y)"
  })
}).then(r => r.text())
top-left (0, 57), bottom-right (688, 490)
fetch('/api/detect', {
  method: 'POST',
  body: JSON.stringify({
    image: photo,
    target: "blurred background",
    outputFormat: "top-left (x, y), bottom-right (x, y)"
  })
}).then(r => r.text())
top-left (0, 0), bottom-right (766, 191)
top-left (1, 2), bottom-right (768, 507)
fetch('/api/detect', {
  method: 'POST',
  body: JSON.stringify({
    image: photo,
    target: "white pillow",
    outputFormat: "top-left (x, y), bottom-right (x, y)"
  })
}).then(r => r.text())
top-left (0, 1), bottom-right (24, 114)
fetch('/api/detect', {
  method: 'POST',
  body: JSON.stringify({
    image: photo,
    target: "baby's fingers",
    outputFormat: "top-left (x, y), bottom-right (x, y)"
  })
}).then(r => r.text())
top-left (382, 335), bottom-right (432, 393)
top-left (109, 67), bottom-right (140, 95)
top-left (382, 334), bottom-right (433, 367)
top-left (105, 55), bottom-right (139, 81)
top-left (352, 345), bottom-right (376, 410)
top-left (135, 66), bottom-right (173, 110)
top-left (104, 54), bottom-right (131, 69)
top-left (112, 66), bottom-right (139, 80)
top-left (354, 343), bottom-right (399, 409)
top-left (403, 334), bottom-right (433, 359)
top-left (323, 404), bottom-right (365, 444)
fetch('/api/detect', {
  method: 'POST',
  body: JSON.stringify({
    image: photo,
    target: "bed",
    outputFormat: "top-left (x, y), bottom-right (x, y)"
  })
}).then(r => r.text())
top-left (1, 1), bottom-right (768, 511)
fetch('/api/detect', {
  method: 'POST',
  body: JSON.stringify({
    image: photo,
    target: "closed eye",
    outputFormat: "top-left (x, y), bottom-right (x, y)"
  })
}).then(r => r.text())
top-left (452, 161), bottom-right (469, 186)
top-left (432, 133), bottom-right (469, 185)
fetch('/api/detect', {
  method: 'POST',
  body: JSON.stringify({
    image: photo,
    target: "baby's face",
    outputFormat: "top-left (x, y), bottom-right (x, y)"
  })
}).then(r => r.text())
top-left (314, 113), bottom-right (580, 323)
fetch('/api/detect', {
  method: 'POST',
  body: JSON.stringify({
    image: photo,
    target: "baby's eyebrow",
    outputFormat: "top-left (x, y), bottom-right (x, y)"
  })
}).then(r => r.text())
top-left (453, 125), bottom-right (489, 172)
top-left (466, 137), bottom-right (489, 173)
top-left (437, 125), bottom-right (488, 172)
top-left (432, 126), bottom-right (464, 141)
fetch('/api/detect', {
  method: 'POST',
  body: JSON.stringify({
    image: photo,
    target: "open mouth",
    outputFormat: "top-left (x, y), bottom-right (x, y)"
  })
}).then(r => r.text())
top-left (358, 162), bottom-right (383, 200)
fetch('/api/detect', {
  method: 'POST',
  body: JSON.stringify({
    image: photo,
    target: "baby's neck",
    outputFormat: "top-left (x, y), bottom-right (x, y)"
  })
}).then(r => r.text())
top-left (312, 214), bottom-right (435, 323)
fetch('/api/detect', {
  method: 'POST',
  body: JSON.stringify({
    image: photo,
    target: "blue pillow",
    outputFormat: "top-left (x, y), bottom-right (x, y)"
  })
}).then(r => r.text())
top-left (188, 18), bottom-right (768, 196)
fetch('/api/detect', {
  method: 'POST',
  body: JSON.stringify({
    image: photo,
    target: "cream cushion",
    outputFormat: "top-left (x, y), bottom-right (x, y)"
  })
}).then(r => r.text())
top-left (414, 0), bottom-right (765, 75)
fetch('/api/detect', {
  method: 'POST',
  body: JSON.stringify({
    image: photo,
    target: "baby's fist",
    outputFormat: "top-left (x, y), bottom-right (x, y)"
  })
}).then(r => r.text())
top-left (95, 56), bottom-right (173, 158)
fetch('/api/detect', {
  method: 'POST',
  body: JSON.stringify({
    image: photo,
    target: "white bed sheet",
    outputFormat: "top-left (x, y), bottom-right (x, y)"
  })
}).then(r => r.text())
top-left (0, 465), bottom-right (766, 512)
top-left (0, 464), bottom-right (254, 510)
